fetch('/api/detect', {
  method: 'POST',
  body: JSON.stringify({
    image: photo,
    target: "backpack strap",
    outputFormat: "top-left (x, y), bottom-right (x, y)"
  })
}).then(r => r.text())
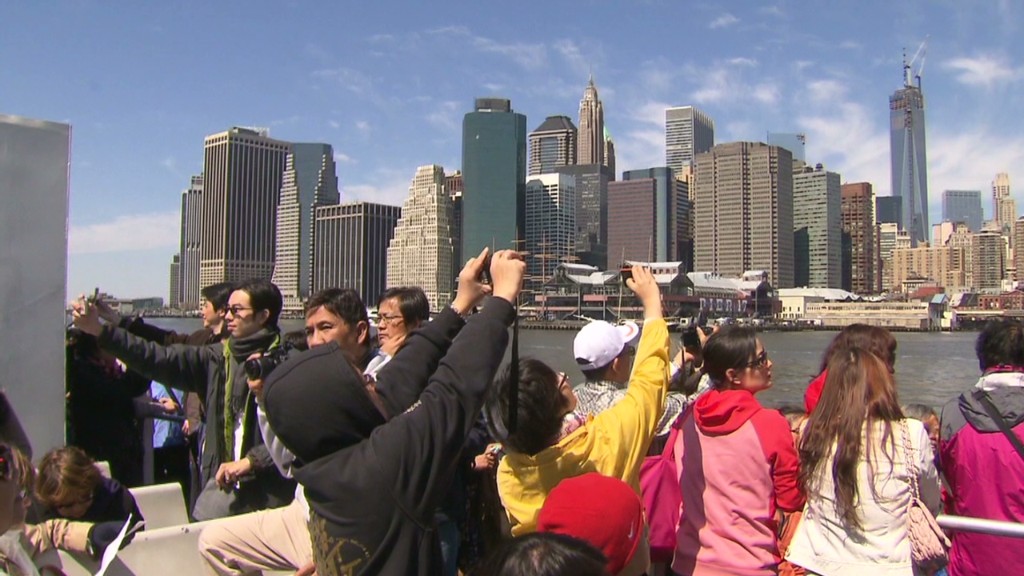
top-left (973, 389), bottom-right (1024, 463)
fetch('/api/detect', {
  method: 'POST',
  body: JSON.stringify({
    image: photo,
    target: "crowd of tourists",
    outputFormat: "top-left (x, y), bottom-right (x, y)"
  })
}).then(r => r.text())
top-left (0, 249), bottom-right (1021, 575)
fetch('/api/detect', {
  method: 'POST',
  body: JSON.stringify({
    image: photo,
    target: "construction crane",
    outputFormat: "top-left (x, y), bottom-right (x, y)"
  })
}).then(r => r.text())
top-left (904, 36), bottom-right (929, 88)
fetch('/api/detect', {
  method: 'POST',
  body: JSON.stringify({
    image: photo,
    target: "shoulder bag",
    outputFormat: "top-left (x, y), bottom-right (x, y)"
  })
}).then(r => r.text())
top-left (900, 420), bottom-right (950, 571)
top-left (639, 419), bottom-right (682, 563)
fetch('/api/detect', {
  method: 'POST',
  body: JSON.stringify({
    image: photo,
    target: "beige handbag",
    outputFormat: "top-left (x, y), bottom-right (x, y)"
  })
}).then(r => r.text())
top-left (900, 420), bottom-right (950, 571)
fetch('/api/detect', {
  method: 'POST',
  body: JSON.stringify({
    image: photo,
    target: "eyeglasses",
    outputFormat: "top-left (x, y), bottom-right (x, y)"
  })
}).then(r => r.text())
top-left (747, 350), bottom-right (770, 368)
top-left (376, 313), bottom-right (404, 326)
top-left (225, 305), bottom-right (253, 317)
top-left (55, 493), bottom-right (93, 512)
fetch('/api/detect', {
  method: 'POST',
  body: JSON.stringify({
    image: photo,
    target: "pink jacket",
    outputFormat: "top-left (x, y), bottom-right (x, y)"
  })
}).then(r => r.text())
top-left (673, 389), bottom-right (804, 576)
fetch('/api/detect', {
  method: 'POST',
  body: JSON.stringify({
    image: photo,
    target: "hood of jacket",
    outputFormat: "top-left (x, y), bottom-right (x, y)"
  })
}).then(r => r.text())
top-left (959, 373), bottom-right (1024, 433)
top-left (693, 388), bottom-right (762, 435)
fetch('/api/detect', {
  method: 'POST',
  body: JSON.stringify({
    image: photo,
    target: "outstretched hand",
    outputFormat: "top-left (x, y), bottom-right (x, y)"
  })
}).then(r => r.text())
top-left (489, 250), bottom-right (526, 305)
top-left (625, 265), bottom-right (662, 319)
top-left (70, 296), bottom-right (103, 337)
top-left (452, 247), bottom-right (494, 315)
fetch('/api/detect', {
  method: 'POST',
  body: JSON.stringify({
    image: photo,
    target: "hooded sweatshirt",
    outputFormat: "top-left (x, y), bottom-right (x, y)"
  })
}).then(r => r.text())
top-left (940, 372), bottom-right (1024, 576)
top-left (673, 388), bottom-right (803, 576)
top-left (496, 318), bottom-right (670, 536)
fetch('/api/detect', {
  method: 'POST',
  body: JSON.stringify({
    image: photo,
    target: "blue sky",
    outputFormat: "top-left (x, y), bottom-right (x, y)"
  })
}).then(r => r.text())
top-left (4, 1), bottom-right (1023, 298)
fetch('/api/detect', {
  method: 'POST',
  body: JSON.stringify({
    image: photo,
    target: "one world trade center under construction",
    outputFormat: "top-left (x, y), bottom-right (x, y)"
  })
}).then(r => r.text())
top-left (890, 44), bottom-right (930, 246)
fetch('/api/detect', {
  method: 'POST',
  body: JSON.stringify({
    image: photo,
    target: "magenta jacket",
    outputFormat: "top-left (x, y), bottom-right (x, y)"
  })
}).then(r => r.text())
top-left (673, 389), bottom-right (804, 576)
top-left (940, 374), bottom-right (1024, 576)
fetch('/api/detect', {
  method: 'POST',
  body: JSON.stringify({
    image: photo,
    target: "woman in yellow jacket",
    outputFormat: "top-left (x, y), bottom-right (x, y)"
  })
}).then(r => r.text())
top-left (486, 264), bottom-right (670, 537)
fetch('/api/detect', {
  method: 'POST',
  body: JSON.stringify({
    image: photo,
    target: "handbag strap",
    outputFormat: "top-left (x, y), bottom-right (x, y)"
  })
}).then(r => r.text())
top-left (973, 389), bottom-right (1024, 463)
top-left (899, 420), bottom-right (921, 500)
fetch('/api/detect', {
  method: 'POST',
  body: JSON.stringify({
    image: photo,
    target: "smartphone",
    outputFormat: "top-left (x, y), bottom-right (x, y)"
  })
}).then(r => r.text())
top-left (620, 266), bottom-right (633, 285)
top-left (480, 252), bottom-right (493, 285)
top-left (87, 287), bottom-right (99, 304)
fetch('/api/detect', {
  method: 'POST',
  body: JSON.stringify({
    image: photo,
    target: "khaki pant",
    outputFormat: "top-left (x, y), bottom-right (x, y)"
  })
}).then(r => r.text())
top-left (199, 499), bottom-right (311, 576)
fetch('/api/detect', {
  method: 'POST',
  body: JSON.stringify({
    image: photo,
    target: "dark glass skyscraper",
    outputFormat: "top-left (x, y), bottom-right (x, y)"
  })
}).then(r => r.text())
top-left (942, 190), bottom-right (983, 232)
top-left (461, 98), bottom-right (527, 258)
top-left (528, 115), bottom-right (577, 176)
top-left (890, 60), bottom-right (929, 246)
top-left (876, 195), bottom-right (903, 225)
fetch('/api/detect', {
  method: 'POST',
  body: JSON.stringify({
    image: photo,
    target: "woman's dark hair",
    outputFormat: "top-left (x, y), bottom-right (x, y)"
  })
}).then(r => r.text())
top-left (799, 347), bottom-right (903, 531)
top-left (378, 287), bottom-right (431, 326)
top-left (200, 281), bottom-right (235, 312)
top-left (975, 318), bottom-right (1024, 371)
top-left (282, 330), bottom-right (309, 352)
top-left (305, 288), bottom-right (368, 327)
top-left (471, 532), bottom-right (610, 576)
top-left (67, 329), bottom-right (100, 360)
top-left (701, 325), bottom-right (759, 384)
top-left (818, 324), bottom-right (897, 374)
top-left (234, 279), bottom-right (283, 330)
top-left (487, 358), bottom-right (569, 456)
top-left (35, 446), bottom-right (102, 513)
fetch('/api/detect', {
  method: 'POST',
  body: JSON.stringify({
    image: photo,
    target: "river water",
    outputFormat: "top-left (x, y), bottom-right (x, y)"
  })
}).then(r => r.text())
top-left (148, 318), bottom-right (978, 411)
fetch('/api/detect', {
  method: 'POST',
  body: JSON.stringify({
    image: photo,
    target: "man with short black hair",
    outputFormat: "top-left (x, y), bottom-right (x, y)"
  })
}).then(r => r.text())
top-left (376, 287), bottom-right (431, 357)
top-left (71, 279), bottom-right (294, 521)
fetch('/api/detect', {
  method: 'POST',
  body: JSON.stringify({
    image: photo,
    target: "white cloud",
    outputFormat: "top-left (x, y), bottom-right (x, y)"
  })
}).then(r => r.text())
top-left (355, 120), bottom-right (370, 134)
top-left (342, 171), bottom-right (414, 206)
top-left (806, 79), bottom-right (847, 104)
top-left (312, 67), bottom-right (375, 95)
top-left (728, 57), bottom-right (758, 67)
top-left (709, 13), bottom-right (739, 29)
top-left (328, 120), bottom-right (341, 129)
top-left (69, 212), bottom-right (180, 255)
top-left (752, 83), bottom-right (780, 105)
top-left (426, 26), bottom-right (546, 70)
top-left (943, 54), bottom-right (1019, 88)
top-left (333, 152), bottom-right (355, 164)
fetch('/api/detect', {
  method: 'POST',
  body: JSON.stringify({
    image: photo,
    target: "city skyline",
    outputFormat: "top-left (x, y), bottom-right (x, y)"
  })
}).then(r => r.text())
top-left (4, 3), bottom-right (1022, 297)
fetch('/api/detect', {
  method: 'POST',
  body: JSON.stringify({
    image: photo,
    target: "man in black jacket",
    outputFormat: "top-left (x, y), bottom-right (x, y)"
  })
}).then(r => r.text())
top-left (263, 248), bottom-right (525, 576)
top-left (71, 280), bottom-right (294, 520)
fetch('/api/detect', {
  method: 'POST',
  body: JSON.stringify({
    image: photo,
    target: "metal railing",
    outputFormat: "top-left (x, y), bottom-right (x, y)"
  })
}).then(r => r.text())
top-left (938, 515), bottom-right (1024, 538)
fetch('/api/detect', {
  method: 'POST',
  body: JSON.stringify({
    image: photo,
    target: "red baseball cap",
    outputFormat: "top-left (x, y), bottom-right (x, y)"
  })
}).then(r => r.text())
top-left (537, 473), bottom-right (644, 575)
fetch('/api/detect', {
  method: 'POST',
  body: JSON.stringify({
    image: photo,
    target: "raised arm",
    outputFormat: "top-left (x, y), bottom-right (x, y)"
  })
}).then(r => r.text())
top-left (73, 298), bottom-right (214, 394)
top-left (374, 247), bottom-right (493, 416)
top-left (590, 265), bottom-right (671, 480)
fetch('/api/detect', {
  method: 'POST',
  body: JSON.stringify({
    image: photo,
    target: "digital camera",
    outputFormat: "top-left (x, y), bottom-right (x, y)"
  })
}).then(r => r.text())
top-left (243, 344), bottom-right (295, 380)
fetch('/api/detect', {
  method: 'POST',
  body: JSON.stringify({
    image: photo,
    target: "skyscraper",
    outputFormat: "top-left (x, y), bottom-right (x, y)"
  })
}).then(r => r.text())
top-left (447, 171), bottom-right (464, 272)
top-left (890, 58), bottom-right (930, 246)
top-left (528, 116), bottom-right (577, 176)
top-left (608, 178), bottom-right (657, 265)
top-left (841, 182), bottom-right (877, 294)
top-left (271, 143), bottom-right (339, 307)
top-left (621, 167), bottom-right (689, 263)
top-left (973, 228), bottom-right (1005, 291)
top-left (525, 173), bottom-right (576, 281)
top-left (603, 128), bottom-right (616, 180)
top-left (387, 165), bottom-right (455, 311)
top-left (665, 106), bottom-right (715, 181)
top-left (199, 127), bottom-right (291, 288)
top-left (876, 195), bottom-right (903, 225)
top-left (313, 202), bottom-right (401, 302)
top-left (694, 142), bottom-right (794, 288)
top-left (461, 98), bottom-right (527, 259)
top-left (178, 174), bottom-right (204, 308)
top-left (577, 76), bottom-right (605, 166)
top-left (942, 189), bottom-right (983, 232)
top-left (169, 254), bottom-right (180, 308)
top-left (793, 164), bottom-right (842, 289)
top-left (993, 173), bottom-right (1016, 233)
top-left (556, 163), bottom-right (613, 269)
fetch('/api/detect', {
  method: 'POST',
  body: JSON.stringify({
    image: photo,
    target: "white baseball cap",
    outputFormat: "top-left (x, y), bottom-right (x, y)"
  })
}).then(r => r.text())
top-left (573, 320), bottom-right (641, 371)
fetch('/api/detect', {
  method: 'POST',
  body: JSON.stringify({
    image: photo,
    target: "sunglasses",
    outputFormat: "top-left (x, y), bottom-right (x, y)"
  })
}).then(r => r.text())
top-left (748, 350), bottom-right (770, 368)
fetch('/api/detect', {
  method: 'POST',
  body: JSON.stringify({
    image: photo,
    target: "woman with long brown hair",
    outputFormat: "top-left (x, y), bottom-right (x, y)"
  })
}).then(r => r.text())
top-left (786, 347), bottom-right (940, 575)
top-left (804, 324), bottom-right (897, 414)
